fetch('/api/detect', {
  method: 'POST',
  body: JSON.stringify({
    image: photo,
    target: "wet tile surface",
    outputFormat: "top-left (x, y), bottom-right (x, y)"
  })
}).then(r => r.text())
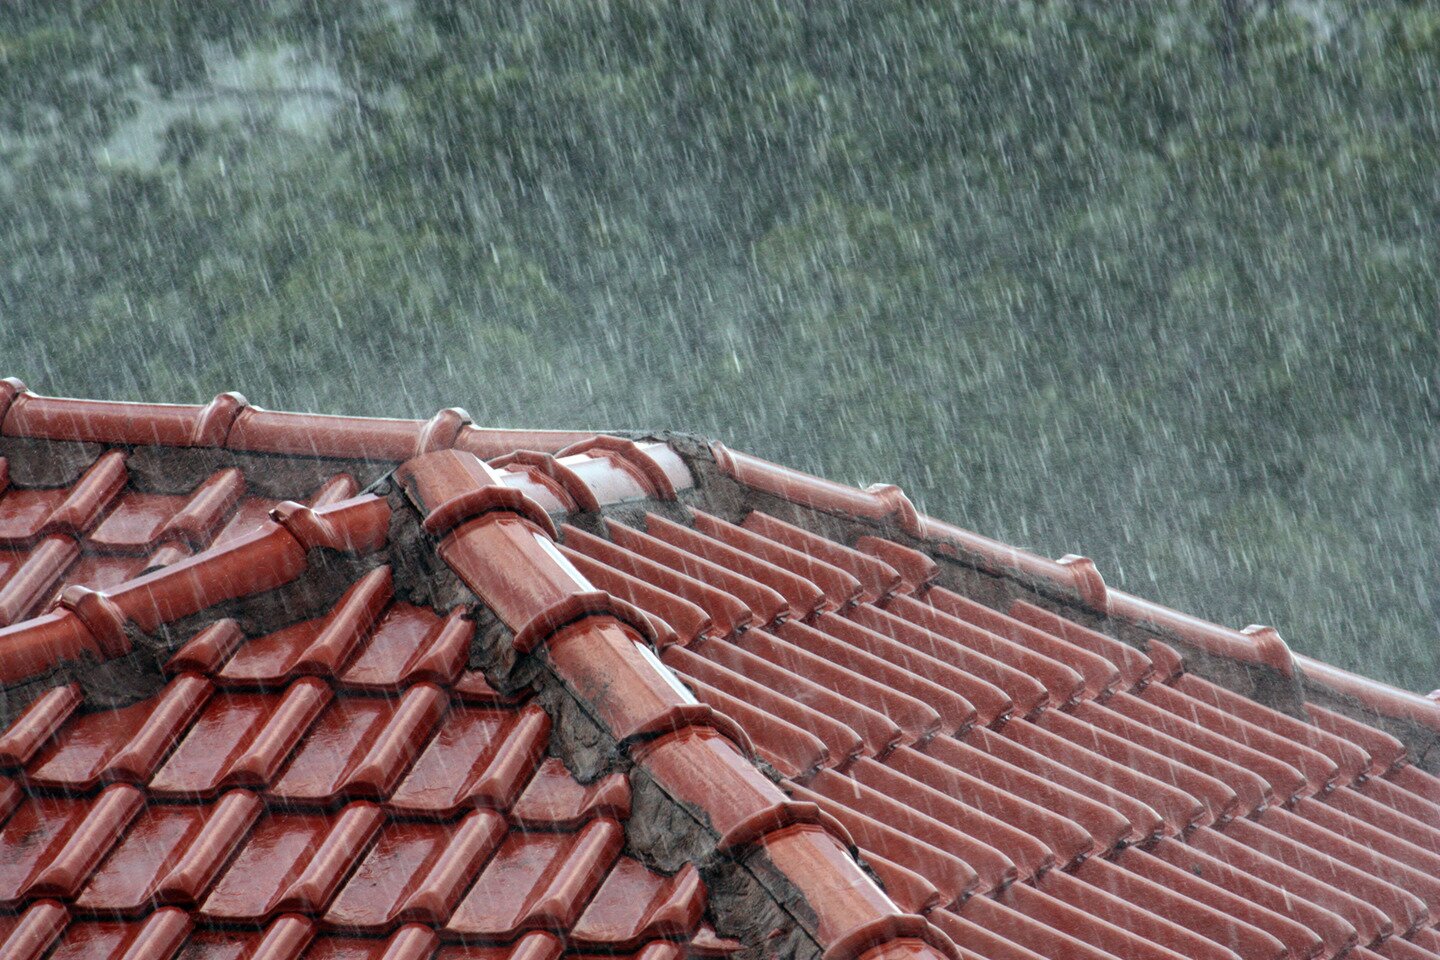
top-left (2, 400), bottom-right (1437, 960)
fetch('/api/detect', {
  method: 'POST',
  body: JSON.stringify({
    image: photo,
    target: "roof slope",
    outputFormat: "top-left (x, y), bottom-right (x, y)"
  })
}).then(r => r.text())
top-left (0, 380), bottom-right (1437, 960)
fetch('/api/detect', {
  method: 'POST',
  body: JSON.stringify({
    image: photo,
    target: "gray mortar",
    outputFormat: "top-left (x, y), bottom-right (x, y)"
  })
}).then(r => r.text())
top-left (0, 437), bottom-right (104, 486)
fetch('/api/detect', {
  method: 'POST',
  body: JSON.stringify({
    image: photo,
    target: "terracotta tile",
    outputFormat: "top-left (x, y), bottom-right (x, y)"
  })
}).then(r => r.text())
top-left (324, 808), bottom-right (506, 931)
top-left (1387, 764), bottom-right (1440, 807)
top-left (88, 490), bottom-right (192, 551)
top-left (873, 748), bottom-right (1078, 875)
top-left (1372, 935), bottom-right (1440, 960)
top-left (1306, 702), bottom-right (1408, 775)
top-left (718, 629), bottom-right (940, 747)
top-left (212, 494), bottom-right (285, 547)
top-left (1147, 836), bottom-right (1359, 957)
top-left (1071, 699), bottom-right (1273, 816)
top-left (1007, 599), bottom-right (1155, 691)
top-left (60, 456), bottom-right (134, 536)
top-left (1186, 825), bottom-right (1393, 945)
top-left (751, 823), bottom-right (920, 952)
top-left (662, 644), bottom-right (863, 768)
top-left (811, 611), bottom-right (1013, 727)
top-left (561, 525), bottom-right (752, 638)
top-left (0, 535), bottom-right (78, 625)
top-left (930, 907), bottom-right (1051, 960)
top-left (53, 554), bottom-right (147, 600)
top-left (172, 928), bottom-right (264, 960)
top-left (772, 620), bottom-right (975, 736)
top-left (268, 685), bottom-right (447, 803)
top-left (992, 717), bottom-right (1203, 836)
top-left (692, 509), bottom-right (862, 609)
top-left (200, 802), bottom-right (383, 920)
top-left (156, 468), bottom-right (246, 550)
top-left (444, 818), bottom-right (624, 939)
top-left (1048, 862), bottom-right (1263, 960)
top-left (227, 408), bottom-right (425, 461)
top-left (845, 604), bottom-right (1048, 718)
top-left (494, 456), bottom-right (581, 514)
top-left (1261, 804), bottom-right (1440, 914)
top-left (7, 390), bottom-right (1440, 960)
top-left (1174, 674), bottom-right (1372, 784)
top-left (1115, 846), bottom-right (1323, 960)
top-left (0, 613), bottom-right (106, 687)
top-left (77, 790), bottom-right (262, 912)
top-left (0, 789), bottom-right (140, 906)
top-left (150, 680), bottom-right (331, 798)
top-left (561, 544), bottom-right (712, 647)
top-left (570, 859), bottom-right (705, 949)
top-left (1139, 680), bottom-right (1340, 795)
top-left (1100, 693), bottom-right (1307, 805)
top-left (0, 900), bottom-right (68, 960)
top-left (1034, 708), bottom-right (1240, 827)
top-left (854, 537), bottom-right (936, 593)
top-left (1338, 779), bottom-right (1440, 852)
top-left (26, 673), bottom-right (211, 789)
top-left (164, 619), bottom-right (247, 676)
top-left (688, 637), bottom-right (906, 756)
top-left (46, 909), bottom-right (192, 960)
top-left (339, 605), bottom-right (471, 690)
top-left (920, 730), bottom-right (1136, 853)
top-left (884, 594), bottom-right (1088, 707)
top-left (553, 436), bottom-right (684, 501)
top-left (303, 926), bottom-right (440, 960)
top-left (999, 880), bottom-right (1192, 960)
top-left (605, 520), bottom-right (788, 626)
top-left (105, 521), bottom-right (310, 634)
top-left (1223, 814), bottom-right (1428, 935)
top-left (0, 682), bottom-right (82, 768)
top-left (1, 389), bottom-right (241, 448)
top-left (852, 853), bottom-right (937, 918)
top-left (433, 931), bottom-right (563, 960)
top-left (922, 591), bottom-right (1122, 699)
top-left (673, 669), bottom-right (831, 778)
top-left (642, 513), bottom-right (828, 618)
top-left (630, 724), bottom-right (791, 847)
top-left (510, 757), bottom-right (631, 829)
top-left (0, 486), bottom-right (74, 543)
top-left (387, 703), bottom-right (549, 817)
top-left (740, 510), bottom-right (902, 603)
top-left (799, 769), bottom-right (1015, 896)
top-left (220, 567), bottom-right (392, 685)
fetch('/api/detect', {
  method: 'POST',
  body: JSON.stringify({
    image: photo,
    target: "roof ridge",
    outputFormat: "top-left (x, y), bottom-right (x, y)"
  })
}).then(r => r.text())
top-left (392, 446), bottom-right (959, 960)
top-left (0, 378), bottom-right (598, 460)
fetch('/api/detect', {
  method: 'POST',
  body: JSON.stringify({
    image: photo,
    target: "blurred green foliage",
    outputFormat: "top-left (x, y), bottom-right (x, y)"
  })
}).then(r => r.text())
top-left (1, 0), bottom-right (1436, 687)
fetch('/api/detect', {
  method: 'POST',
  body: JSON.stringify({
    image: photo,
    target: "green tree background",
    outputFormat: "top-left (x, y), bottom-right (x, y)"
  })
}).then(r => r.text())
top-left (2, 1), bottom-right (1436, 688)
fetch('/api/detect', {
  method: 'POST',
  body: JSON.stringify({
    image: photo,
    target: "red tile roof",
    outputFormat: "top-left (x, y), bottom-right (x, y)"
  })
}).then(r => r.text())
top-left (0, 379), bottom-right (1437, 960)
